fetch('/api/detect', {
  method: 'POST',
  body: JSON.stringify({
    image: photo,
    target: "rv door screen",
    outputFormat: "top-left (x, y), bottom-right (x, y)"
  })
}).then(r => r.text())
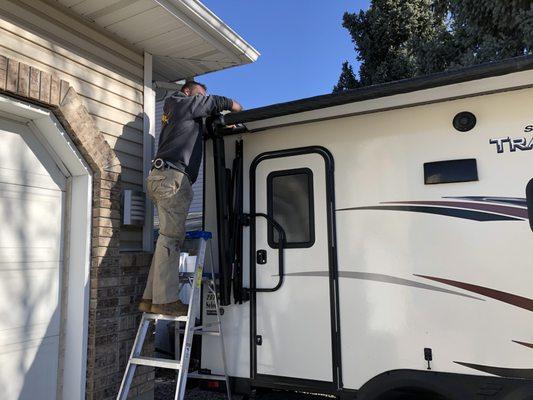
top-left (251, 149), bottom-right (338, 387)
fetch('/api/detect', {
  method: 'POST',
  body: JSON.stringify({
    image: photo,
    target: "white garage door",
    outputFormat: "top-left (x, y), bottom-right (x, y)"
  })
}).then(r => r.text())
top-left (0, 118), bottom-right (66, 399)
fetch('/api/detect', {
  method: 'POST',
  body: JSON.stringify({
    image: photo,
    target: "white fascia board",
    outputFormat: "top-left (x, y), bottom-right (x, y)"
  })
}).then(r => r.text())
top-left (153, 0), bottom-right (260, 64)
top-left (245, 69), bottom-right (533, 132)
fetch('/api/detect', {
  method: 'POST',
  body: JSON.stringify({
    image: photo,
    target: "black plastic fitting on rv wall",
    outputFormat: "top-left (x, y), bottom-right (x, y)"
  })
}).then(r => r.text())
top-left (453, 111), bottom-right (477, 132)
top-left (424, 348), bottom-right (433, 370)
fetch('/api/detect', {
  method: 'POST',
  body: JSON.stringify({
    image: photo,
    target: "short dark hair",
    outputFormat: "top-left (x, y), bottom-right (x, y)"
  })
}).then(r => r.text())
top-left (181, 80), bottom-right (207, 92)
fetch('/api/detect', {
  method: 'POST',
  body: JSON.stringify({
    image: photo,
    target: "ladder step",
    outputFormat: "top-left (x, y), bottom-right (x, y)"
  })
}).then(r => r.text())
top-left (131, 356), bottom-right (182, 369)
top-left (178, 329), bottom-right (220, 336)
top-left (188, 372), bottom-right (228, 381)
top-left (179, 274), bottom-right (218, 281)
top-left (143, 313), bottom-right (188, 322)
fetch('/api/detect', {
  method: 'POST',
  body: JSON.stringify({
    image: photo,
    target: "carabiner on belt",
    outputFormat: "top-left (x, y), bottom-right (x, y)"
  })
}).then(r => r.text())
top-left (152, 158), bottom-right (165, 169)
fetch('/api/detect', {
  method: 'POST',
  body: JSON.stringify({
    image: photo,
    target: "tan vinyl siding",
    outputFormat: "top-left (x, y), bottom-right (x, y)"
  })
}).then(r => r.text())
top-left (0, 0), bottom-right (146, 249)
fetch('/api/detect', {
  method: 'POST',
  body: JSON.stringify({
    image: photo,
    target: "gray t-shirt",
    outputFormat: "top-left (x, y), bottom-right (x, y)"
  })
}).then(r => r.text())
top-left (155, 91), bottom-right (233, 183)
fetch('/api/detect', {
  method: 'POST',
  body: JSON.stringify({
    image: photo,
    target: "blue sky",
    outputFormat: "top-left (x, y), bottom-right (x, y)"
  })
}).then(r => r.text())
top-left (199, 1), bottom-right (370, 109)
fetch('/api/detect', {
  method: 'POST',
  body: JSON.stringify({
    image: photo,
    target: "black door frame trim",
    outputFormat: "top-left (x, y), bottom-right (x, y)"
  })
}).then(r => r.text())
top-left (249, 146), bottom-right (342, 392)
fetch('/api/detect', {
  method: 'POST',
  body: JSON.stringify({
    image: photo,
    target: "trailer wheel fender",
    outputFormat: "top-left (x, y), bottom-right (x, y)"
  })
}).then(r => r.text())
top-left (355, 370), bottom-right (467, 400)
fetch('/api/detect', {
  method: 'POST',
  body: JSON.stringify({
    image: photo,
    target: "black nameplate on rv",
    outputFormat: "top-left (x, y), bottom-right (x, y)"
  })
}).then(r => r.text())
top-left (424, 159), bottom-right (478, 184)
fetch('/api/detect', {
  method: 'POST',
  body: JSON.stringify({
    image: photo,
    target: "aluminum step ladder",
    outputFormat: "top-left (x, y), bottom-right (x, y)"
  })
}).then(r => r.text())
top-left (117, 231), bottom-right (232, 400)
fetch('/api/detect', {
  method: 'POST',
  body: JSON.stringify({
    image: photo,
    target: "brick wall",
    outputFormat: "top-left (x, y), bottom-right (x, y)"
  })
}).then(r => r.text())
top-left (119, 253), bottom-right (155, 400)
top-left (87, 252), bottom-right (155, 400)
top-left (0, 55), bottom-right (154, 400)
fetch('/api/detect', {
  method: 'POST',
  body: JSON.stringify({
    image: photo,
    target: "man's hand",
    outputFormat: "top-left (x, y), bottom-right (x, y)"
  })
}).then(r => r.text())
top-left (231, 100), bottom-right (243, 113)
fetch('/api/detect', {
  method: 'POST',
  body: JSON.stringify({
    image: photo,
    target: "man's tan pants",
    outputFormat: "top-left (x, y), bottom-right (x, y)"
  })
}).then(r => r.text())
top-left (143, 168), bottom-right (193, 304)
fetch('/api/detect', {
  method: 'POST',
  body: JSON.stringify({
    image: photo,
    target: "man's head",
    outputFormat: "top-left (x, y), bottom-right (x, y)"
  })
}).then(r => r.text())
top-left (181, 81), bottom-right (207, 97)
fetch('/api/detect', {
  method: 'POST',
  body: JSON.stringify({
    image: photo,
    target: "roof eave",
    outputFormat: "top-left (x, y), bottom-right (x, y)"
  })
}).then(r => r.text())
top-left (154, 0), bottom-right (260, 66)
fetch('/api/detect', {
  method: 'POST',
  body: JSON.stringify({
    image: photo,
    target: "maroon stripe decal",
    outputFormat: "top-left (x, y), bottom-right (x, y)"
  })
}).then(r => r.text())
top-left (415, 275), bottom-right (533, 312)
top-left (513, 340), bottom-right (533, 349)
top-left (382, 200), bottom-right (528, 219)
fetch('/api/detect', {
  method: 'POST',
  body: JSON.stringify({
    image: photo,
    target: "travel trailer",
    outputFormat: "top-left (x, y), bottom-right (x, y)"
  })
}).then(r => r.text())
top-left (197, 56), bottom-right (533, 399)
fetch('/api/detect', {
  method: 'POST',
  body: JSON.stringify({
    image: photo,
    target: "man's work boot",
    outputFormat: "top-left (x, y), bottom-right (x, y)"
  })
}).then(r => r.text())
top-left (138, 299), bottom-right (152, 313)
top-left (151, 300), bottom-right (189, 317)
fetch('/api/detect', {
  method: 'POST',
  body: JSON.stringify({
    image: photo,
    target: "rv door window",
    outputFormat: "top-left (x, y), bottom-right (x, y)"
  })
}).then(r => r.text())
top-left (267, 168), bottom-right (315, 248)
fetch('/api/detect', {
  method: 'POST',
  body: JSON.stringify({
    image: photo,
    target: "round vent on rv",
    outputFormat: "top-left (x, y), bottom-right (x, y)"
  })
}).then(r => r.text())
top-left (453, 111), bottom-right (477, 132)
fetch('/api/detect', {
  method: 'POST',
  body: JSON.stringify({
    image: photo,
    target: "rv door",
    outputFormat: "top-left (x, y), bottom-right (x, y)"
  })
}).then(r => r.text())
top-left (249, 147), bottom-right (340, 390)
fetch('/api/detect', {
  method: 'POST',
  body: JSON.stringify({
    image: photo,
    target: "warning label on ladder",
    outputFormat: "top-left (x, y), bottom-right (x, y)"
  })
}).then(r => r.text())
top-left (206, 293), bottom-right (217, 315)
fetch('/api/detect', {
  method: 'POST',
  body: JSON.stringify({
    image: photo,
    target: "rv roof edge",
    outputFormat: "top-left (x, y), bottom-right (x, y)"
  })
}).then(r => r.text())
top-left (224, 55), bottom-right (533, 128)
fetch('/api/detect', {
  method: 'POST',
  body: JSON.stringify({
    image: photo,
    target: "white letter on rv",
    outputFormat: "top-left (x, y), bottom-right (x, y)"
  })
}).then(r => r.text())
top-left (489, 137), bottom-right (510, 153)
top-left (509, 138), bottom-right (529, 152)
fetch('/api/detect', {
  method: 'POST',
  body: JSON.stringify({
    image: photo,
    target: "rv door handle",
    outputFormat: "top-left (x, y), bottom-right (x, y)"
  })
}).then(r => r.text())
top-left (527, 178), bottom-right (533, 231)
top-left (244, 213), bottom-right (286, 293)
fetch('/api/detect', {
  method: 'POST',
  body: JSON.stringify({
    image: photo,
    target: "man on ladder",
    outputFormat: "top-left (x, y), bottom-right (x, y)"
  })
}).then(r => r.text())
top-left (140, 81), bottom-right (242, 316)
top-left (117, 83), bottom-right (242, 400)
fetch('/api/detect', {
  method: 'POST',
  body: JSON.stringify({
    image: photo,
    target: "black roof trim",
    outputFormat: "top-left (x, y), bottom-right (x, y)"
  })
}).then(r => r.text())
top-left (225, 55), bottom-right (533, 126)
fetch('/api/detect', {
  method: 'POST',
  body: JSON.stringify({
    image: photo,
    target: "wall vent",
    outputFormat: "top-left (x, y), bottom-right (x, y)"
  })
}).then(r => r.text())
top-left (122, 190), bottom-right (145, 226)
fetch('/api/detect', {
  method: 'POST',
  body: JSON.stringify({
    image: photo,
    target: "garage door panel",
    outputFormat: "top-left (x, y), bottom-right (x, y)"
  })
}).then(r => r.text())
top-left (0, 184), bottom-right (64, 262)
top-left (0, 119), bottom-right (65, 399)
top-left (0, 268), bottom-right (61, 335)
top-left (0, 335), bottom-right (59, 400)
top-left (0, 260), bottom-right (60, 272)
top-left (0, 320), bottom-right (59, 348)
top-left (0, 170), bottom-right (65, 191)
top-left (0, 125), bottom-right (66, 191)
top-left (0, 248), bottom-right (62, 263)
top-left (0, 182), bottom-right (64, 200)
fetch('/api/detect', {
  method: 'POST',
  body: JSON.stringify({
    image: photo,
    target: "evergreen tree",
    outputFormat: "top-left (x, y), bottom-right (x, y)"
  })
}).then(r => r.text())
top-left (333, 61), bottom-right (361, 92)
top-left (442, 0), bottom-right (533, 65)
top-left (335, 0), bottom-right (533, 91)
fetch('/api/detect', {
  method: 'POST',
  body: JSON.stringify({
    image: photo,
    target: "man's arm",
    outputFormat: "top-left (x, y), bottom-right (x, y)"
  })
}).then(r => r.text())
top-left (231, 99), bottom-right (243, 113)
top-left (189, 94), bottom-right (241, 119)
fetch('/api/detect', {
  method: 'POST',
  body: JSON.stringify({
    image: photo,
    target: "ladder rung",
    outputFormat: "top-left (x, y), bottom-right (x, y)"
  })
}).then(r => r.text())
top-left (130, 356), bottom-right (182, 369)
top-left (178, 329), bottom-right (220, 336)
top-left (143, 312), bottom-right (188, 322)
top-left (179, 273), bottom-right (217, 280)
top-left (188, 372), bottom-right (227, 381)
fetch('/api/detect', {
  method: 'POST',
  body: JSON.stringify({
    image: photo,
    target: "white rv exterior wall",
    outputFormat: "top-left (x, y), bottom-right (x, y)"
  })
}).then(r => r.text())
top-left (203, 86), bottom-right (533, 390)
top-left (0, 0), bottom-right (145, 249)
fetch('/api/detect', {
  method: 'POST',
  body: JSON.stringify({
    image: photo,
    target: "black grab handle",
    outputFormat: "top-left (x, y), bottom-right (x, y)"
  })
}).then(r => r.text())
top-left (246, 213), bottom-right (286, 293)
top-left (526, 178), bottom-right (533, 231)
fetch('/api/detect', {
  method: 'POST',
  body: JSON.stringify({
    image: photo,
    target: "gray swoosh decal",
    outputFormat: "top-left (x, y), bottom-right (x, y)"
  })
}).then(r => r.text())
top-left (283, 271), bottom-right (484, 301)
top-left (455, 361), bottom-right (533, 379)
top-left (512, 340), bottom-right (533, 349)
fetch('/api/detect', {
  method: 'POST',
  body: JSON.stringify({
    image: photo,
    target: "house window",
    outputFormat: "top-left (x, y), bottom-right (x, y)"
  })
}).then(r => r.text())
top-left (267, 168), bottom-right (315, 248)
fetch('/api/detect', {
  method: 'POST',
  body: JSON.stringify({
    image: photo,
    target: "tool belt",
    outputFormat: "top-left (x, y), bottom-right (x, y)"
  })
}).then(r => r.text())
top-left (151, 158), bottom-right (181, 171)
